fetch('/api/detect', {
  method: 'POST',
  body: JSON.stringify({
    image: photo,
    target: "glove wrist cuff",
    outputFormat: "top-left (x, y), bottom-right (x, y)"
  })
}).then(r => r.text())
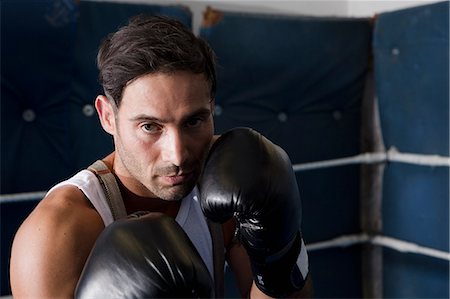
top-left (249, 232), bottom-right (305, 298)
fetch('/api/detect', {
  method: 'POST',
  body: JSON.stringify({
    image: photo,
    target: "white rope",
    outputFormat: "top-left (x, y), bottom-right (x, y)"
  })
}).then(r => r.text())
top-left (1, 196), bottom-right (449, 261)
top-left (371, 235), bottom-right (450, 261)
top-left (387, 147), bottom-right (450, 167)
top-left (306, 233), bottom-right (450, 262)
top-left (2, 148), bottom-right (448, 204)
top-left (0, 191), bottom-right (46, 203)
top-left (306, 234), bottom-right (370, 251)
top-left (293, 147), bottom-right (450, 171)
top-left (293, 152), bottom-right (386, 171)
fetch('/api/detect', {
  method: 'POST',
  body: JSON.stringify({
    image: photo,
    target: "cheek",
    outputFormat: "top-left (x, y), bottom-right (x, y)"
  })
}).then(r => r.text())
top-left (127, 139), bottom-right (160, 173)
top-left (118, 121), bottom-right (145, 144)
top-left (117, 125), bottom-right (151, 155)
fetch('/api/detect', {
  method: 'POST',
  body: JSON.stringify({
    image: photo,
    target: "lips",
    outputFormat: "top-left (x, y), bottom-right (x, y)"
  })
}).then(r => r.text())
top-left (160, 172), bottom-right (192, 185)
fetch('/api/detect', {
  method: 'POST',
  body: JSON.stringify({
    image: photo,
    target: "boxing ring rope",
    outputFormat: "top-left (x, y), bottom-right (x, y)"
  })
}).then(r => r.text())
top-left (306, 233), bottom-right (450, 262)
top-left (2, 147), bottom-right (448, 204)
top-left (0, 191), bottom-right (46, 203)
top-left (2, 148), bottom-right (449, 261)
top-left (291, 147), bottom-right (450, 262)
top-left (292, 146), bottom-right (450, 171)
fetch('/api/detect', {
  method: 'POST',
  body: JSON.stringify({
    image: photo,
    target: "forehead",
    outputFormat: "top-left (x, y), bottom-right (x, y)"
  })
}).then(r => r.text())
top-left (119, 71), bottom-right (211, 118)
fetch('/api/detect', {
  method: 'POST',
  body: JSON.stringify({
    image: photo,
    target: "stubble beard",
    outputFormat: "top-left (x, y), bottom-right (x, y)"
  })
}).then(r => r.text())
top-left (151, 179), bottom-right (196, 201)
top-left (114, 124), bottom-right (210, 202)
top-left (116, 145), bottom-right (199, 201)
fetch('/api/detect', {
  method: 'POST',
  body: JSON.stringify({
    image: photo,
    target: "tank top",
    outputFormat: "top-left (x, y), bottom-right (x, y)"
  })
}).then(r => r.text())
top-left (46, 169), bottom-right (215, 281)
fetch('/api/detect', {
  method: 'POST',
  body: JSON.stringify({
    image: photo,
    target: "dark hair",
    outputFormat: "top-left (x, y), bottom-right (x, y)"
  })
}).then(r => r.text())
top-left (97, 15), bottom-right (216, 107)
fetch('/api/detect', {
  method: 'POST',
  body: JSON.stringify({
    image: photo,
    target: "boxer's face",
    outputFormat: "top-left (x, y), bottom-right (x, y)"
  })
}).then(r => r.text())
top-left (111, 71), bottom-right (214, 201)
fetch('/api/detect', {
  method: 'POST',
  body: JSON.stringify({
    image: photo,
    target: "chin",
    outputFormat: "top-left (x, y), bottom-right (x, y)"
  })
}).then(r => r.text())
top-left (158, 184), bottom-right (195, 201)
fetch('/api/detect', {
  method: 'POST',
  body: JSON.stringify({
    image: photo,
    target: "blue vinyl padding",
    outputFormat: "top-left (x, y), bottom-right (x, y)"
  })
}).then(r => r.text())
top-left (374, 1), bottom-right (449, 156)
top-left (374, 2), bottom-right (449, 297)
top-left (383, 248), bottom-right (449, 298)
top-left (1, 0), bottom-right (78, 194)
top-left (200, 11), bottom-right (372, 297)
top-left (0, 1), bottom-right (191, 295)
top-left (383, 164), bottom-right (449, 251)
top-left (200, 9), bottom-right (371, 238)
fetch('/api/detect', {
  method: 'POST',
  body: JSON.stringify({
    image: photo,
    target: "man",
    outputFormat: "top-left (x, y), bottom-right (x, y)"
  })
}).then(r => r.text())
top-left (10, 15), bottom-right (312, 298)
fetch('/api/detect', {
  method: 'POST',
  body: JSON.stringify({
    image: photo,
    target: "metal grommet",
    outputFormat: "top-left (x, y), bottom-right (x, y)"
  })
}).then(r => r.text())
top-left (214, 105), bottom-right (223, 116)
top-left (83, 104), bottom-right (95, 117)
top-left (392, 47), bottom-right (400, 56)
top-left (22, 109), bottom-right (36, 122)
top-left (332, 110), bottom-right (342, 120)
top-left (278, 112), bottom-right (288, 122)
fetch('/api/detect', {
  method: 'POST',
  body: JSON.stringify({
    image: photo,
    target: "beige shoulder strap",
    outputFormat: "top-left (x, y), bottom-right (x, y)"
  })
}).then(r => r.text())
top-left (87, 160), bottom-right (127, 220)
top-left (207, 219), bottom-right (225, 298)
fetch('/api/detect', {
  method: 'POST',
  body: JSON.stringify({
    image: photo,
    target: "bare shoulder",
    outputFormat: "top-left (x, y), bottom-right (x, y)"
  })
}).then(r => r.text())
top-left (10, 185), bottom-right (104, 298)
top-left (17, 185), bottom-right (104, 239)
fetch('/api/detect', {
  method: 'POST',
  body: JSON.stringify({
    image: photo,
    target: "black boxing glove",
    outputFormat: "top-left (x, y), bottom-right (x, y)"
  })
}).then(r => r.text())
top-left (200, 127), bottom-right (305, 297)
top-left (75, 212), bottom-right (213, 298)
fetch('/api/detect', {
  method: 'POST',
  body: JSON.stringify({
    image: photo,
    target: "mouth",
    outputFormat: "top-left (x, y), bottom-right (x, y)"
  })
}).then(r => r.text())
top-left (160, 172), bottom-right (193, 186)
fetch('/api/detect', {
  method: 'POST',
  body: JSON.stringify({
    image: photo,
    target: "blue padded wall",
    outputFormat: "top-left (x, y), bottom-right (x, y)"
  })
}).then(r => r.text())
top-left (0, 1), bottom-right (191, 295)
top-left (200, 11), bottom-right (372, 298)
top-left (374, 2), bottom-right (449, 297)
top-left (1, 2), bottom-right (78, 292)
top-left (1, 0), bottom-right (78, 194)
top-left (374, 1), bottom-right (449, 156)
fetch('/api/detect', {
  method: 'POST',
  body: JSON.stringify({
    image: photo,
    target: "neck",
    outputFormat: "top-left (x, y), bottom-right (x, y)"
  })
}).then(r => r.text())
top-left (118, 179), bottom-right (181, 217)
top-left (102, 152), bottom-right (181, 218)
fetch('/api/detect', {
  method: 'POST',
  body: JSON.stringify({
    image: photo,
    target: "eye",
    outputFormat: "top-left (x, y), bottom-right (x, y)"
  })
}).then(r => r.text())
top-left (141, 122), bottom-right (161, 134)
top-left (185, 117), bottom-right (203, 128)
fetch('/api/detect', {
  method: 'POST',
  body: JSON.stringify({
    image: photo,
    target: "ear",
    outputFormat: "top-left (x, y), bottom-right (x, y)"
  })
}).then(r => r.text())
top-left (95, 95), bottom-right (116, 135)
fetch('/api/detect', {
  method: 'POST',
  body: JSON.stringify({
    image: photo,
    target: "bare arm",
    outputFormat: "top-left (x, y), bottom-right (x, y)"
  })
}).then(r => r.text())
top-left (10, 186), bottom-right (104, 298)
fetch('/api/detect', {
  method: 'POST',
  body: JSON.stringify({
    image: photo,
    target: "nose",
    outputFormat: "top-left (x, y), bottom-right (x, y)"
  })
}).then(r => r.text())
top-left (160, 129), bottom-right (189, 167)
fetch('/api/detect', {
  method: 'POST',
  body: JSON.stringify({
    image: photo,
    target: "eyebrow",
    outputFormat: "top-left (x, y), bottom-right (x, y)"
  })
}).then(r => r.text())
top-left (129, 107), bottom-right (212, 123)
